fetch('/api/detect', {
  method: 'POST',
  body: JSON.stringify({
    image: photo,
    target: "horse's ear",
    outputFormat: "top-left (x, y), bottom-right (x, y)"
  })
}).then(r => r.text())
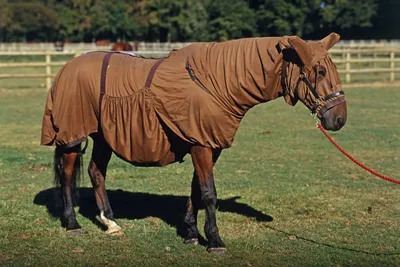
top-left (320, 32), bottom-right (340, 50)
top-left (287, 36), bottom-right (314, 66)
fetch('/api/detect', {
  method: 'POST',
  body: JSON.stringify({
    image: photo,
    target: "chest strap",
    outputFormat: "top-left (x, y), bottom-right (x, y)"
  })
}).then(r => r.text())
top-left (145, 58), bottom-right (165, 88)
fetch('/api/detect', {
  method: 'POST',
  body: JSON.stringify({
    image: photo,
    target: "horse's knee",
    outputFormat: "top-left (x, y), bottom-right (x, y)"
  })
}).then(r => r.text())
top-left (64, 166), bottom-right (74, 178)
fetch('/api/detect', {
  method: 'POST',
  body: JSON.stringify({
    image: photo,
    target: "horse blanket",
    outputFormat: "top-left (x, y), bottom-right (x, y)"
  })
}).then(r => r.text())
top-left (41, 37), bottom-right (291, 166)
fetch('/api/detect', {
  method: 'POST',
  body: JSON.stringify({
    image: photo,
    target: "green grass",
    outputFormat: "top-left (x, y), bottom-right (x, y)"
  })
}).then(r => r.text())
top-left (0, 86), bottom-right (400, 266)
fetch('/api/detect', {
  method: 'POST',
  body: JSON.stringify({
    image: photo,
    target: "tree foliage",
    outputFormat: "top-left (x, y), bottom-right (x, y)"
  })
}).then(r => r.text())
top-left (253, 0), bottom-right (320, 37)
top-left (0, 0), bottom-right (395, 42)
top-left (314, 0), bottom-right (378, 39)
top-left (205, 0), bottom-right (256, 41)
top-left (134, 0), bottom-right (207, 42)
top-left (5, 2), bottom-right (59, 41)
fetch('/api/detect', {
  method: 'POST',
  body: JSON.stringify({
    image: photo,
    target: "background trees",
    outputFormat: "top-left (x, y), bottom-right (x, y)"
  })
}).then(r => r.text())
top-left (0, 0), bottom-right (396, 42)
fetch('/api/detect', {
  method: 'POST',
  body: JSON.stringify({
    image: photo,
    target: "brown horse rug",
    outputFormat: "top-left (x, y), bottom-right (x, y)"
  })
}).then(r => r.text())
top-left (41, 37), bottom-right (327, 166)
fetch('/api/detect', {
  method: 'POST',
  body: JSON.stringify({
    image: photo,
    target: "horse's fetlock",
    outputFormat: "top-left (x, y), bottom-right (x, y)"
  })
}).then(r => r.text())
top-left (63, 168), bottom-right (74, 178)
top-left (184, 213), bottom-right (196, 225)
top-left (63, 207), bottom-right (74, 219)
top-left (103, 209), bottom-right (114, 221)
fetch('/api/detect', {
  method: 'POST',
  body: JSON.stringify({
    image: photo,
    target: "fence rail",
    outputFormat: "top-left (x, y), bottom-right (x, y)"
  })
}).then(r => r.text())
top-left (0, 42), bottom-right (192, 52)
top-left (0, 48), bottom-right (399, 89)
top-left (0, 51), bottom-right (77, 89)
top-left (329, 49), bottom-right (400, 83)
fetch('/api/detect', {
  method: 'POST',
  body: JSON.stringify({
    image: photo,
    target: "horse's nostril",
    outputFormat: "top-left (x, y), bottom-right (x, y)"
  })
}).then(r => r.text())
top-left (337, 117), bottom-right (344, 127)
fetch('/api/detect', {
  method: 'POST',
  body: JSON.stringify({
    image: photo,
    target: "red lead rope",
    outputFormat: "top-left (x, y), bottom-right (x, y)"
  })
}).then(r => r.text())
top-left (317, 123), bottom-right (400, 185)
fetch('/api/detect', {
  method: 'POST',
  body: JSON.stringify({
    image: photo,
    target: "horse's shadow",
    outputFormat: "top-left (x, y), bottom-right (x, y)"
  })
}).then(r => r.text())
top-left (33, 188), bottom-right (273, 238)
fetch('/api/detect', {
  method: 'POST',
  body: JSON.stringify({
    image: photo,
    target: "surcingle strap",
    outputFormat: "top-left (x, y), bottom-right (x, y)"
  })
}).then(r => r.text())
top-left (145, 58), bottom-right (165, 89)
top-left (99, 52), bottom-right (113, 119)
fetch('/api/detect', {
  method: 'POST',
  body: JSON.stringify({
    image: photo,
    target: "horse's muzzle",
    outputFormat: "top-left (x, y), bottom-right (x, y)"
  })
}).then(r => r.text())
top-left (319, 98), bottom-right (347, 131)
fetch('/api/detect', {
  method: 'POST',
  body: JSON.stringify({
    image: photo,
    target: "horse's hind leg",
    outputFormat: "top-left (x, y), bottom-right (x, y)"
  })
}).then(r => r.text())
top-left (88, 132), bottom-right (122, 235)
top-left (54, 145), bottom-right (82, 233)
top-left (190, 146), bottom-right (226, 254)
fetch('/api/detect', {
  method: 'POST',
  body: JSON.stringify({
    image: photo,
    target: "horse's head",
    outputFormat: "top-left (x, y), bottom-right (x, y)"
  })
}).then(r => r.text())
top-left (279, 33), bottom-right (347, 131)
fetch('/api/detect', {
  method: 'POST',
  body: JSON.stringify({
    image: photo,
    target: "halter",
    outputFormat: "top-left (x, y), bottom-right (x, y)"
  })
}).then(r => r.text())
top-left (281, 61), bottom-right (345, 119)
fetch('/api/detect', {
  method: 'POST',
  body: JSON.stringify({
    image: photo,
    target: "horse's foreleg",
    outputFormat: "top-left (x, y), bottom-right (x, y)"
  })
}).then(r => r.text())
top-left (55, 145), bottom-right (82, 232)
top-left (183, 171), bottom-right (201, 244)
top-left (88, 133), bottom-right (121, 235)
top-left (191, 146), bottom-right (225, 253)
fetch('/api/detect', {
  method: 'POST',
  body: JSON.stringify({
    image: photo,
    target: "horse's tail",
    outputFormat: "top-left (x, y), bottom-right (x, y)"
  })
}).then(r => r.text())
top-left (53, 144), bottom-right (84, 206)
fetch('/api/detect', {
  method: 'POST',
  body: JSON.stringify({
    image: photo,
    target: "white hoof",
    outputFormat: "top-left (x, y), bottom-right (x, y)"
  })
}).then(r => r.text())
top-left (106, 225), bottom-right (123, 236)
top-left (100, 211), bottom-right (123, 235)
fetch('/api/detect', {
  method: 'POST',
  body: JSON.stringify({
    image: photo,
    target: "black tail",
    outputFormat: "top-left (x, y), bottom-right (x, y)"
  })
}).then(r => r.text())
top-left (53, 144), bottom-right (83, 206)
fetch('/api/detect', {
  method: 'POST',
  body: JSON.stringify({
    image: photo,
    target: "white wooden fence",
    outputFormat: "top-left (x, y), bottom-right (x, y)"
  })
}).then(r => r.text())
top-left (0, 48), bottom-right (399, 89)
top-left (0, 51), bottom-right (79, 89)
top-left (330, 49), bottom-right (400, 83)
top-left (0, 42), bottom-right (192, 52)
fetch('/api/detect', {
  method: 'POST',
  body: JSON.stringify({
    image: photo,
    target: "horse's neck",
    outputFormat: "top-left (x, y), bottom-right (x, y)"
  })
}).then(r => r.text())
top-left (213, 38), bottom-right (284, 117)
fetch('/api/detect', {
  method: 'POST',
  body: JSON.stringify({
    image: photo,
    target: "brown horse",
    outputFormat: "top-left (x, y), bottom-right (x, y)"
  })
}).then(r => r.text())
top-left (111, 41), bottom-right (133, 51)
top-left (41, 33), bottom-right (347, 254)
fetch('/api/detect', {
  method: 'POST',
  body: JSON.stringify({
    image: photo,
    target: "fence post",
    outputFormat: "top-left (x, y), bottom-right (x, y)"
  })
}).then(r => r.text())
top-left (345, 51), bottom-right (351, 83)
top-left (45, 53), bottom-right (51, 89)
top-left (390, 51), bottom-right (395, 82)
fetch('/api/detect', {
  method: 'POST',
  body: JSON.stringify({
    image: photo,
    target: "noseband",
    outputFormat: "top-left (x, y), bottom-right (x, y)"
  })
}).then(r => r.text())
top-left (281, 61), bottom-right (345, 119)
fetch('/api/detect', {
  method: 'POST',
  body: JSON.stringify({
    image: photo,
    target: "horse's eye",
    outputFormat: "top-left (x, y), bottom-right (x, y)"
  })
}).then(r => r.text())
top-left (318, 70), bottom-right (325, 77)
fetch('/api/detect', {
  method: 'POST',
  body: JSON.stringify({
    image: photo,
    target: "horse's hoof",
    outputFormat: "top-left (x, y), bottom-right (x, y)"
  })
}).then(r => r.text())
top-left (66, 229), bottom-right (86, 237)
top-left (207, 247), bottom-right (227, 255)
top-left (108, 230), bottom-right (124, 237)
top-left (184, 238), bottom-right (198, 245)
top-left (106, 225), bottom-right (123, 236)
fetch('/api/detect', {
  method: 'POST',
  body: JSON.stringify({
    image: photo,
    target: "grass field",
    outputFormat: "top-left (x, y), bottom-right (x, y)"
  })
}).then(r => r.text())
top-left (0, 84), bottom-right (399, 266)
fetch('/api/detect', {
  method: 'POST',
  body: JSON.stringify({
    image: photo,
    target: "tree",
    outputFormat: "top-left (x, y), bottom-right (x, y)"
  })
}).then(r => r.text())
top-left (0, 0), bottom-right (12, 41)
top-left (369, 0), bottom-right (400, 39)
top-left (90, 1), bottom-right (138, 41)
top-left (0, 0), bottom-right (390, 42)
top-left (319, 0), bottom-right (376, 28)
top-left (307, 0), bottom-right (377, 39)
top-left (204, 0), bottom-right (257, 41)
top-left (53, 0), bottom-right (94, 42)
top-left (134, 0), bottom-right (208, 42)
top-left (7, 2), bottom-right (60, 41)
top-left (253, 0), bottom-right (320, 37)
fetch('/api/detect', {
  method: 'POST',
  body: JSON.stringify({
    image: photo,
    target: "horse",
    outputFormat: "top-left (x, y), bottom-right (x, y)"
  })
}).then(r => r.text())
top-left (40, 33), bottom-right (347, 254)
top-left (111, 41), bottom-right (133, 51)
